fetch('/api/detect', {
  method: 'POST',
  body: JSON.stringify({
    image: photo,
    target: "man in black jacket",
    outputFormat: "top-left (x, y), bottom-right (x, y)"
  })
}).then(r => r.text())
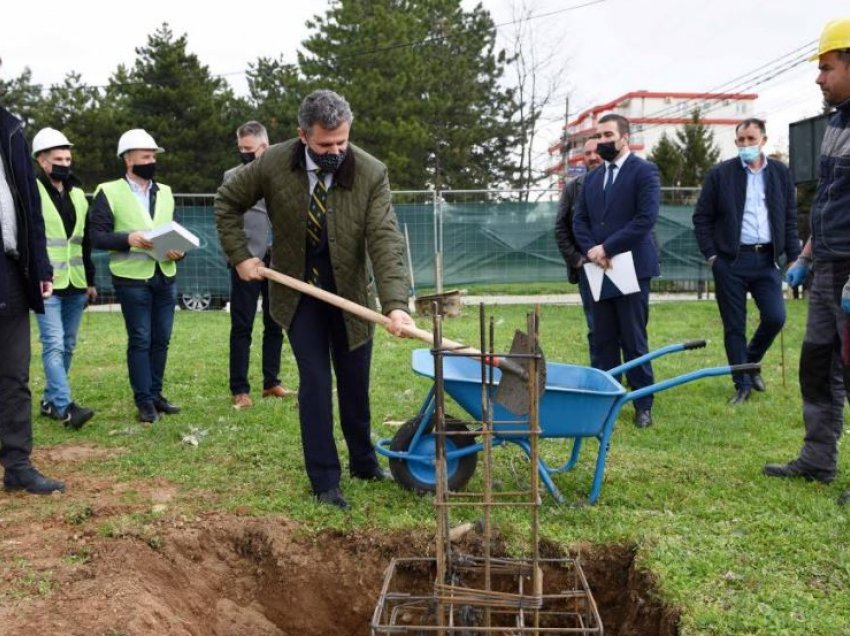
top-left (554, 138), bottom-right (602, 366)
top-left (693, 118), bottom-right (800, 405)
top-left (0, 94), bottom-right (65, 494)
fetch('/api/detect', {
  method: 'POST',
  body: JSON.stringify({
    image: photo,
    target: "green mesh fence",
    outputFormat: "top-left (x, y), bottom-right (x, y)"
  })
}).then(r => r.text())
top-left (91, 190), bottom-right (708, 307)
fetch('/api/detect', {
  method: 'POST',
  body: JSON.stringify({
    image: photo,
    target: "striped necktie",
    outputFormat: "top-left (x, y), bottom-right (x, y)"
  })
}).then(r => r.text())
top-left (306, 171), bottom-right (328, 285)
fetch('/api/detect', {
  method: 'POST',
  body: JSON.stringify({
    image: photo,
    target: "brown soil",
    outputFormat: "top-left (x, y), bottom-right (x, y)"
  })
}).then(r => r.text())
top-left (0, 444), bottom-right (679, 635)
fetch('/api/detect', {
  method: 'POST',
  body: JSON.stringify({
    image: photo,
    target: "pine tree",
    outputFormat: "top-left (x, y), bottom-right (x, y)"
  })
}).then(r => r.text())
top-left (296, 0), bottom-right (518, 190)
top-left (674, 108), bottom-right (720, 187)
top-left (106, 24), bottom-right (246, 191)
top-left (647, 132), bottom-right (683, 187)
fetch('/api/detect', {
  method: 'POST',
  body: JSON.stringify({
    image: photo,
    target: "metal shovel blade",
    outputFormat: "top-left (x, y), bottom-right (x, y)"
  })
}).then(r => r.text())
top-left (494, 330), bottom-right (546, 415)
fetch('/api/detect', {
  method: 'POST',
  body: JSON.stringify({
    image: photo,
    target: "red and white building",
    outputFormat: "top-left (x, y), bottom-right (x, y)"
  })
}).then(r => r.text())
top-left (547, 90), bottom-right (759, 185)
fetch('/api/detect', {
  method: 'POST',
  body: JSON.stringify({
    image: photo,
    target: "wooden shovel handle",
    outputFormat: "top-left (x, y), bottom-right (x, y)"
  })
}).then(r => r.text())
top-left (258, 267), bottom-right (527, 379)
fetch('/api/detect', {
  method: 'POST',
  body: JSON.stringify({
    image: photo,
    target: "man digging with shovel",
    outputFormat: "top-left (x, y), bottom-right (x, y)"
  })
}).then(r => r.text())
top-left (215, 89), bottom-right (414, 510)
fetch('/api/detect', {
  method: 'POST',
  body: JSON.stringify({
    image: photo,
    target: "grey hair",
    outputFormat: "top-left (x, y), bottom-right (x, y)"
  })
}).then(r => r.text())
top-left (297, 90), bottom-right (354, 132)
top-left (236, 121), bottom-right (268, 143)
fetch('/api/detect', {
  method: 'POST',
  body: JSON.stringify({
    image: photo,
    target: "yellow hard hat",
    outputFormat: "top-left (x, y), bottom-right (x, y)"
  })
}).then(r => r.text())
top-left (811, 18), bottom-right (850, 60)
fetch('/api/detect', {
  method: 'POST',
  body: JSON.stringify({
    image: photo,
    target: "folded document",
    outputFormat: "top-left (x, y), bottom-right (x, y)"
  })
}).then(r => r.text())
top-left (143, 222), bottom-right (200, 261)
top-left (582, 251), bottom-right (640, 301)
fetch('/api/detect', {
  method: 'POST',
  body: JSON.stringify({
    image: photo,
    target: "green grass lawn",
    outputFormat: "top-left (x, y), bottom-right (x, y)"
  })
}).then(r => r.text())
top-left (25, 298), bottom-right (850, 635)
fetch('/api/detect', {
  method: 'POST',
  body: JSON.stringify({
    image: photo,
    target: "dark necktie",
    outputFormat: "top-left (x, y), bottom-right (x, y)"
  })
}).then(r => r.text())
top-left (604, 163), bottom-right (616, 204)
top-left (306, 171), bottom-right (328, 285)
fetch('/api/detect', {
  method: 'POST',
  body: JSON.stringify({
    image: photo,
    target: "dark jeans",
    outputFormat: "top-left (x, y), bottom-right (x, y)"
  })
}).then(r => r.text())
top-left (591, 278), bottom-right (654, 411)
top-left (228, 266), bottom-right (284, 395)
top-left (0, 257), bottom-right (33, 470)
top-left (115, 271), bottom-right (177, 407)
top-left (712, 251), bottom-right (786, 388)
top-left (287, 295), bottom-right (379, 493)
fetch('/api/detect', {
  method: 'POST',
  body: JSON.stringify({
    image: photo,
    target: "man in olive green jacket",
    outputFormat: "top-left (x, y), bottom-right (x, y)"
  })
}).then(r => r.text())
top-left (215, 90), bottom-right (413, 509)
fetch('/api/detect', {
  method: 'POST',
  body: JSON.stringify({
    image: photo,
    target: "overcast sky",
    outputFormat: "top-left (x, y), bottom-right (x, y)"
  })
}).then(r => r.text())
top-left (1, 0), bottom-right (847, 159)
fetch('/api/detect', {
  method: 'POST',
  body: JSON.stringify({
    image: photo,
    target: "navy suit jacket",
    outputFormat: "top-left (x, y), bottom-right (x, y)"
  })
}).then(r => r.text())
top-left (572, 153), bottom-right (661, 280)
top-left (0, 105), bottom-right (50, 313)
top-left (692, 157), bottom-right (800, 264)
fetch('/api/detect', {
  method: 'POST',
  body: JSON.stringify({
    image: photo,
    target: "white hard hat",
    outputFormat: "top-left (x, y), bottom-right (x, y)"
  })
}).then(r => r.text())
top-left (116, 128), bottom-right (164, 157)
top-left (31, 128), bottom-right (73, 158)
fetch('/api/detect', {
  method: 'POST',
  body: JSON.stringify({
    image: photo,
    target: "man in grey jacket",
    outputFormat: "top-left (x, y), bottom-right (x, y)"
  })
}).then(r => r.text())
top-left (223, 122), bottom-right (292, 409)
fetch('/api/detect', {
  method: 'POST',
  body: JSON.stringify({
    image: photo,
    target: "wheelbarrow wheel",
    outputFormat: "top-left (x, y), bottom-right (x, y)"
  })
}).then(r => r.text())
top-left (389, 415), bottom-right (478, 494)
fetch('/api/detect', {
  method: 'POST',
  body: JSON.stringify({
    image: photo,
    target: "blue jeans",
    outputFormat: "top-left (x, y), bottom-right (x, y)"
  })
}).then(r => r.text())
top-left (115, 272), bottom-right (177, 407)
top-left (35, 292), bottom-right (88, 414)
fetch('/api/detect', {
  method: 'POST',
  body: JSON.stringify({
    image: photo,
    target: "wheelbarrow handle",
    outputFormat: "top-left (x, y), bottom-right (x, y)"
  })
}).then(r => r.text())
top-left (730, 362), bottom-right (761, 374)
top-left (683, 339), bottom-right (707, 350)
top-left (258, 267), bottom-right (528, 380)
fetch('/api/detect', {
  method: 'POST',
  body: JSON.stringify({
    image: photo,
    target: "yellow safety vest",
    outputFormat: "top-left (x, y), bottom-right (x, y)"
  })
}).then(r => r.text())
top-left (95, 179), bottom-right (176, 279)
top-left (38, 181), bottom-right (88, 290)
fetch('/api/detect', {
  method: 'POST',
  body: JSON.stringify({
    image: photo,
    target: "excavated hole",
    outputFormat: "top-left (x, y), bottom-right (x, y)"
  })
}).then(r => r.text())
top-left (4, 517), bottom-right (679, 635)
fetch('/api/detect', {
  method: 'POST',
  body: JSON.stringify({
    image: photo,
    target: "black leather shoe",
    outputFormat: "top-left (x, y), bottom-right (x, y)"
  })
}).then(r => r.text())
top-left (838, 491), bottom-right (850, 506)
top-left (138, 402), bottom-right (160, 423)
top-left (61, 402), bottom-right (94, 430)
top-left (351, 467), bottom-right (392, 482)
top-left (751, 373), bottom-right (766, 392)
top-left (728, 386), bottom-right (751, 405)
top-left (634, 409), bottom-right (652, 428)
top-left (315, 487), bottom-right (350, 509)
top-left (3, 466), bottom-right (65, 494)
top-left (763, 460), bottom-right (834, 484)
top-left (153, 395), bottom-right (181, 415)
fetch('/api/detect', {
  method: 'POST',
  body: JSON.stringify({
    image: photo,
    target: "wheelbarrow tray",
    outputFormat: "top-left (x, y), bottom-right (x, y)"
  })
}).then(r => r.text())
top-left (412, 349), bottom-right (626, 437)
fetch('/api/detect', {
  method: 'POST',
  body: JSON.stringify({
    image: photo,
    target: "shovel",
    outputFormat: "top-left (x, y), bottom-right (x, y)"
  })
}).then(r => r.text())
top-left (258, 267), bottom-right (545, 414)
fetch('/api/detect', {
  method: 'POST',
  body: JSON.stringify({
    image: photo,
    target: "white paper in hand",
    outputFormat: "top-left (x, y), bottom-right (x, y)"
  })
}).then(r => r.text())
top-left (143, 221), bottom-right (200, 261)
top-left (582, 251), bottom-right (640, 301)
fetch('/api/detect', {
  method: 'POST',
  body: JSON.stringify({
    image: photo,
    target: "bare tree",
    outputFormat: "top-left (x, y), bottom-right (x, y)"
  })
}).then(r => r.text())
top-left (504, 0), bottom-right (569, 200)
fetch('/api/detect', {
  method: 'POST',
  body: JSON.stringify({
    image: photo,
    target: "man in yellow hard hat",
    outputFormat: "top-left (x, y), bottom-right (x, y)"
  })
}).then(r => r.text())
top-left (31, 128), bottom-right (96, 430)
top-left (89, 129), bottom-right (184, 424)
top-left (763, 19), bottom-right (850, 506)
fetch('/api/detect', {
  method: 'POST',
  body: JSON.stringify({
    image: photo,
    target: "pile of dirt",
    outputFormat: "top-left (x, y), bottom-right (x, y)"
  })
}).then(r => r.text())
top-left (0, 445), bottom-right (679, 635)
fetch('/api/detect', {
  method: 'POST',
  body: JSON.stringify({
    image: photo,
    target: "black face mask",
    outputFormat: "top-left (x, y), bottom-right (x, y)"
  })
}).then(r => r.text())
top-left (49, 163), bottom-right (72, 183)
top-left (131, 162), bottom-right (157, 181)
top-left (596, 141), bottom-right (619, 163)
top-left (307, 146), bottom-right (347, 174)
top-left (239, 151), bottom-right (256, 165)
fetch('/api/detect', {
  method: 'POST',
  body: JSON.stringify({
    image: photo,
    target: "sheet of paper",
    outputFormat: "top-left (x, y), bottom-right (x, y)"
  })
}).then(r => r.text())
top-left (582, 251), bottom-right (640, 301)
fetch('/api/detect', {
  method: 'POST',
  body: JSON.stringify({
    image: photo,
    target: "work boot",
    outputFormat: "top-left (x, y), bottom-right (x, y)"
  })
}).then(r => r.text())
top-left (763, 459), bottom-right (834, 484)
top-left (61, 402), bottom-right (94, 430)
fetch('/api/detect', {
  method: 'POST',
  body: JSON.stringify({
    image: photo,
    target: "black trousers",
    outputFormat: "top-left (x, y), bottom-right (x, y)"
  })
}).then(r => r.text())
top-left (591, 278), bottom-right (654, 411)
top-left (287, 295), bottom-right (380, 493)
top-left (0, 257), bottom-right (33, 471)
top-left (798, 259), bottom-right (850, 475)
top-left (228, 262), bottom-right (284, 395)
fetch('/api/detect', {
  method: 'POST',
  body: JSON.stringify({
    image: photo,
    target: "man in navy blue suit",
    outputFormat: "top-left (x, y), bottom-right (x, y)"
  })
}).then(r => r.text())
top-left (573, 113), bottom-right (661, 428)
top-left (693, 118), bottom-right (800, 405)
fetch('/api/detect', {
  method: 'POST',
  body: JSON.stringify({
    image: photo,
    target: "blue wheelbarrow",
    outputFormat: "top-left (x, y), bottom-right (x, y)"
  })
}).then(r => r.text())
top-left (376, 341), bottom-right (759, 504)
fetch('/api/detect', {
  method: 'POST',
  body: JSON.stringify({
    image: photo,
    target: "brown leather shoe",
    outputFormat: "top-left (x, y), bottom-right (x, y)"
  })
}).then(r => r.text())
top-left (262, 385), bottom-right (295, 399)
top-left (232, 393), bottom-right (253, 409)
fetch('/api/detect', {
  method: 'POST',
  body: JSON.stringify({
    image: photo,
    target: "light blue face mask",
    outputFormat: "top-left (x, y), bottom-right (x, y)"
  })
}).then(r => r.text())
top-left (738, 144), bottom-right (761, 164)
